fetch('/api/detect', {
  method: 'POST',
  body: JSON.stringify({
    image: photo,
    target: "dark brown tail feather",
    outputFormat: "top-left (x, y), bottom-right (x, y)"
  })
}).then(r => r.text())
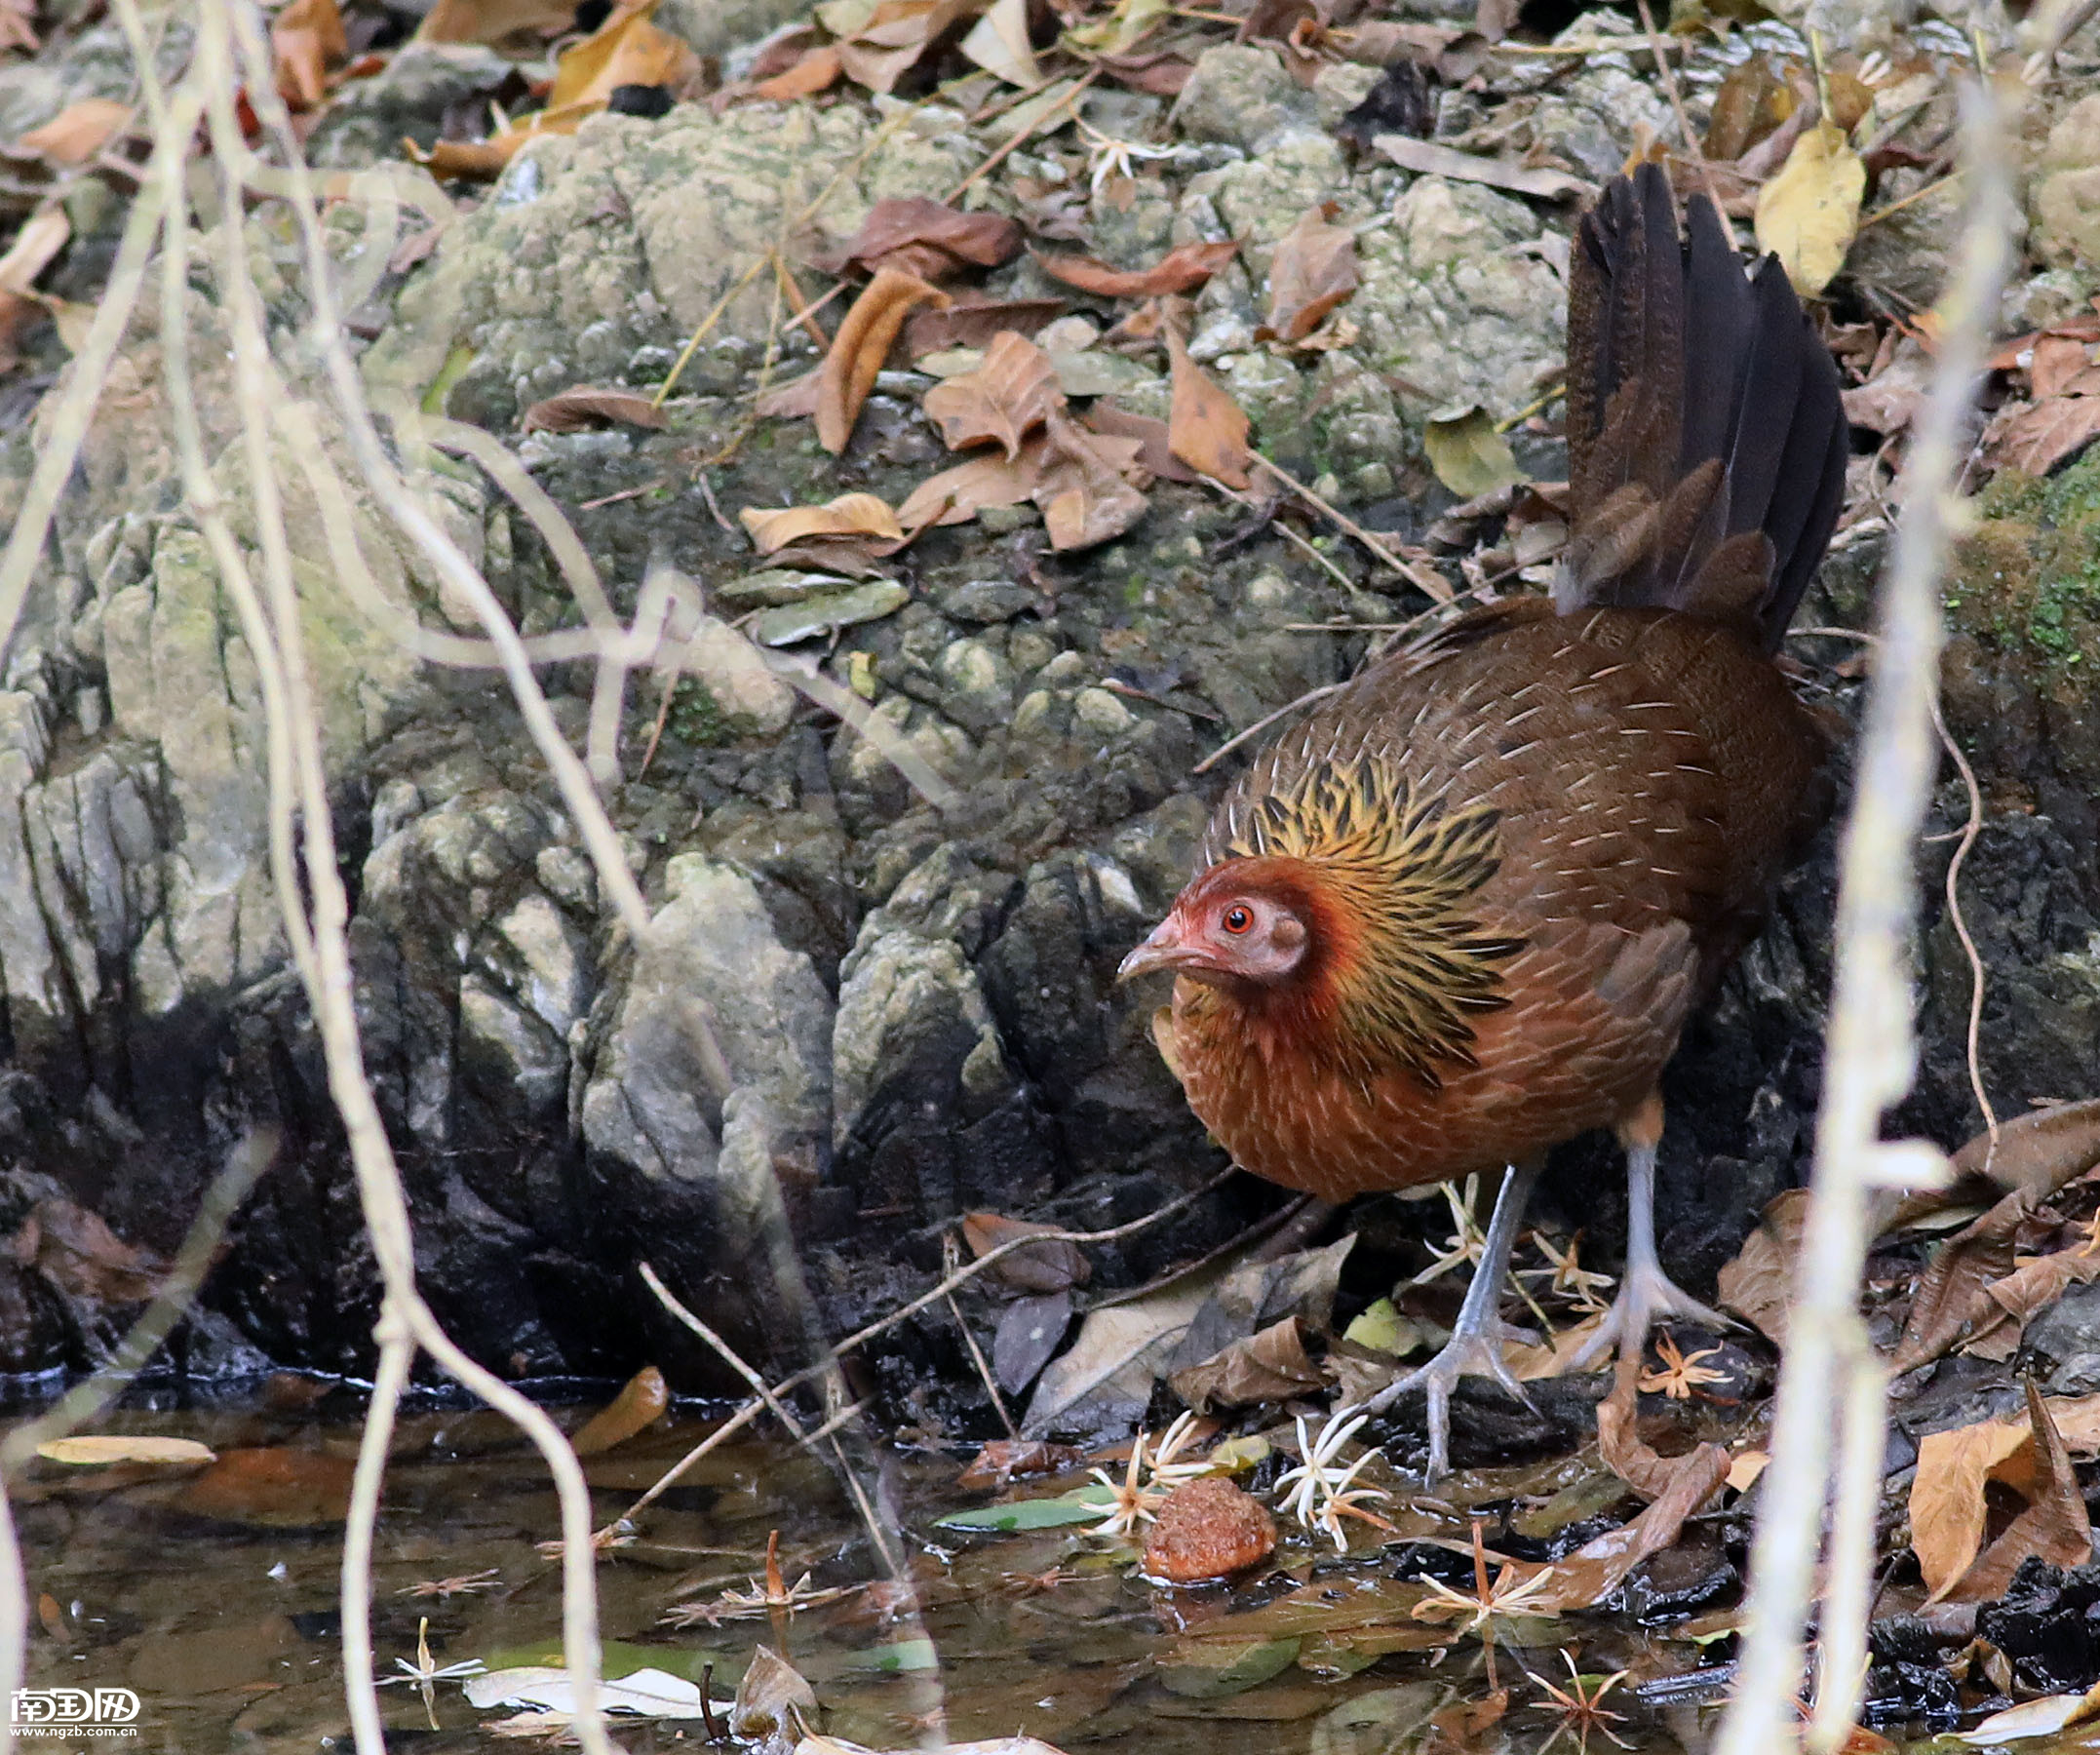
top-left (1559, 162), bottom-right (1847, 651)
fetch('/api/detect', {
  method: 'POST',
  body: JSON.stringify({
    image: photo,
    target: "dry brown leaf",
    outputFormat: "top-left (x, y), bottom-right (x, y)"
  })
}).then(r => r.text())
top-left (568, 1365), bottom-right (670, 1456)
top-left (2030, 334), bottom-right (2100, 401)
top-left (0, 292), bottom-right (38, 374)
top-left (816, 267), bottom-right (947, 452)
top-left (23, 1197), bottom-right (160, 1303)
top-left (1986, 395), bottom-right (2100, 479)
top-left (754, 369), bottom-right (824, 420)
top-left (1916, 1382), bottom-right (2094, 1603)
top-left (1957, 1384), bottom-right (2098, 1604)
top-left (959, 1211), bottom-right (1089, 1293)
top-left (749, 45), bottom-right (842, 100)
top-left (1166, 329), bottom-right (1251, 490)
top-left (1372, 136), bottom-right (1593, 202)
top-left (1094, 49), bottom-right (1193, 95)
top-left (1891, 1176), bottom-right (2058, 1373)
top-left (1169, 1316), bottom-right (1330, 1412)
top-left (1703, 52), bottom-right (1796, 162)
top-left (1985, 1246), bottom-right (2100, 1327)
top-left (829, 197), bottom-right (1023, 283)
top-left (416, 0), bottom-right (582, 45)
top-left (409, 7), bottom-right (696, 176)
top-left (1257, 204), bottom-right (1359, 344)
top-left (520, 385), bottom-right (669, 433)
top-left (1596, 1354), bottom-right (1681, 1502)
top-left (832, 0), bottom-right (978, 95)
top-left (272, 0), bottom-right (347, 111)
top-left (740, 492), bottom-right (904, 554)
top-left (15, 98), bottom-right (131, 165)
top-left (1518, 1442), bottom-right (1729, 1612)
top-left (0, 206), bottom-right (68, 296)
top-left (1031, 241), bottom-right (1239, 299)
top-left (1503, 1310), bottom-right (1607, 1381)
top-left (1754, 123), bottom-right (1864, 298)
top-left (1958, 1098), bottom-right (2100, 1191)
top-left (1036, 410), bottom-right (1148, 550)
top-left (895, 449), bottom-right (1039, 528)
top-left (956, 1438), bottom-right (1083, 1488)
top-left (904, 295), bottom-right (1065, 358)
top-left (1086, 399), bottom-right (1198, 484)
top-left (1716, 1187), bottom-right (1808, 1346)
top-left (921, 330), bottom-right (1062, 459)
top-left (546, 8), bottom-right (699, 109)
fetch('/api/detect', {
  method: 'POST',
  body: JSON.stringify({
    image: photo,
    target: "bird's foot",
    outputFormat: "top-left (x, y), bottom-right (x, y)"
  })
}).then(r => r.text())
top-left (1567, 1261), bottom-right (1737, 1371)
top-left (1357, 1324), bottom-right (1539, 1484)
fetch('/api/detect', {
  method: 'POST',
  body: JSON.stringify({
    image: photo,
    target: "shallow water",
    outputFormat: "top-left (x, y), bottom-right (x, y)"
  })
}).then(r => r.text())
top-left (7, 1387), bottom-right (1752, 1752)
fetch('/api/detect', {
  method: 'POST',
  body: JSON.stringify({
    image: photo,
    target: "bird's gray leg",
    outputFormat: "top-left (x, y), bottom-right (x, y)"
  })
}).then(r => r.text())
top-left (1356, 1160), bottom-right (1542, 1482)
top-left (1570, 1091), bottom-right (1738, 1369)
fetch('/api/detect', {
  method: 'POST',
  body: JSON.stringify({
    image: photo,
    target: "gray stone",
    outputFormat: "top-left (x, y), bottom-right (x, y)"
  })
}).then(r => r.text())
top-left (686, 615), bottom-right (797, 732)
top-left (304, 46), bottom-right (516, 170)
top-left (582, 854), bottom-right (831, 1189)
top-left (833, 930), bottom-right (1014, 1150)
top-left (1172, 45), bottom-right (1319, 154)
top-left (1351, 176), bottom-right (1565, 423)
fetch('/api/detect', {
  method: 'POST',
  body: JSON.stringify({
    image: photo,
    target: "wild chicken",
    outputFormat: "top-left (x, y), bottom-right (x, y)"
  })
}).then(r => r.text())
top-left (1118, 165), bottom-right (1847, 1476)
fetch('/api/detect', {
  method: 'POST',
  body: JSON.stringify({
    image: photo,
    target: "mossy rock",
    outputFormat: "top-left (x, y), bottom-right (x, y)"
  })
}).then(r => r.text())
top-left (1950, 449), bottom-right (2100, 677)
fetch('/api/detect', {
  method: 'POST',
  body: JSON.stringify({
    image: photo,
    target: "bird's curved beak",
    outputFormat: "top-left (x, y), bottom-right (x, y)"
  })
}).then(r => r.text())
top-left (1116, 916), bottom-right (1199, 983)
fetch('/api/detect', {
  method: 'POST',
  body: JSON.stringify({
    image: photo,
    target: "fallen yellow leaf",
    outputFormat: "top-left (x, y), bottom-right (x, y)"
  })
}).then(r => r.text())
top-left (1754, 122), bottom-right (1864, 298)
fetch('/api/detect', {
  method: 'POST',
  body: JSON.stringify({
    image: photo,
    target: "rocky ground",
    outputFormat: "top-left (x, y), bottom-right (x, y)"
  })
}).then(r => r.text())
top-left (0, 0), bottom-right (2093, 1493)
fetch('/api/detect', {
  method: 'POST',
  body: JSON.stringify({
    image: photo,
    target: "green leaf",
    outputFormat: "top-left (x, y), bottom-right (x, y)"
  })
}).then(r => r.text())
top-left (845, 1638), bottom-right (940, 1673)
top-left (935, 1485), bottom-right (1112, 1531)
top-left (1422, 405), bottom-right (1522, 500)
top-left (1157, 1637), bottom-right (1302, 1699)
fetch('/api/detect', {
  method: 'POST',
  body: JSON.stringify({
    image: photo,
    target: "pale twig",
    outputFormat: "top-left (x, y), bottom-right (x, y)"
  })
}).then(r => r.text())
top-left (1193, 683), bottom-right (1345, 775)
top-left (765, 1166), bottom-right (1240, 1405)
top-left (1634, 0), bottom-right (1725, 218)
top-left (945, 69), bottom-right (1100, 203)
top-left (207, 9), bottom-right (625, 1750)
top-left (1930, 690), bottom-right (2000, 1164)
top-left (1250, 454), bottom-right (1453, 602)
top-left (1715, 76), bottom-right (2015, 1755)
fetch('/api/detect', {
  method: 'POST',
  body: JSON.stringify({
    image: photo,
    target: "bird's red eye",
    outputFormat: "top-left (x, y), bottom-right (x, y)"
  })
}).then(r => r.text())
top-left (1221, 905), bottom-right (1254, 934)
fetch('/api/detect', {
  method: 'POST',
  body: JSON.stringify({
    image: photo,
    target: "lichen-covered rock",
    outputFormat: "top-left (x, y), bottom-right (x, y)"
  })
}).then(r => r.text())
top-left (2032, 94), bottom-right (2100, 272)
top-left (367, 103), bottom-right (975, 426)
top-left (1171, 45), bottom-right (1319, 154)
top-left (1848, 173), bottom-right (1967, 308)
top-left (1351, 176), bottom-right (1565, 424)
top-left (1531, 17), bottom-right (1678, 182)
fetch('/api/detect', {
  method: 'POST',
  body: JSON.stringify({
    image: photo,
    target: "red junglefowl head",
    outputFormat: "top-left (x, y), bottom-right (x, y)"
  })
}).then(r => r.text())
top-left (1118, 762), bottom-right (1526, 1089)
top-left (1117, 864), bottom-right (1313, 988)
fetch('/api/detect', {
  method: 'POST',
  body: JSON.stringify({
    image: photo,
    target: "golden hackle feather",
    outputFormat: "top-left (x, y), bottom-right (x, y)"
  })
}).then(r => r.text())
top-left (1217, 760), bottom-right (1524, 1089)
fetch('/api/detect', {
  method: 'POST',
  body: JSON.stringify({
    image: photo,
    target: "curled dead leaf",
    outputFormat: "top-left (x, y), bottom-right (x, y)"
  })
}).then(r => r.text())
top-left (1166, 329), bottom-right (1250, 489)
top-left (921, 330), bottom-right (1062, 459)
top-left (416, 0), bottom-right (580, 45)
top-left (1256, 204), bottom-right (1359, 344)
top-left (817, 267), bottom-right (948, 452)
top-left (1914, 1381), bottom-right (2093, 1604)
top-left (1985, 394), bottom-right (2100, 479)
top-left (568, 1364), bottom-right (670, 1456)
top-left (740, 492), bottom-right (904, 554)
top-left (1168, 1315), bottom-right (1328, 1412)
top-left (960, 1211), bottom-right (1090, 1293)
top-left (1032, 241), bottom-right (1239, 300)
top-left (828, 196), bottom-right (1023, 282)
top-left (15, 98), bottom-right (132, 165)
top-left (1717, 1187), bottom-right (1808, 1346)
top-left (520, 385), bottom-right (669, 433)
top-left (272, 0), bottom-right (347, 111)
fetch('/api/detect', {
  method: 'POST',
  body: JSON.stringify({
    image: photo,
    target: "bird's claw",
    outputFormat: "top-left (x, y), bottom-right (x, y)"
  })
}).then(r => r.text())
top-left (1358, 1326), bottom-right (1539, 1484)
top-left (1567, 1261), bottom-right (1738, 1371)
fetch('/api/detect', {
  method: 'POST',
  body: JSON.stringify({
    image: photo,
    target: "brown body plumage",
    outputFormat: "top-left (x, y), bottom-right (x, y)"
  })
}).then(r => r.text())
top-left (1161, 600), bottom-right (1830, 1199)
top-left (1120, 166), bottom-right (1848, 1462)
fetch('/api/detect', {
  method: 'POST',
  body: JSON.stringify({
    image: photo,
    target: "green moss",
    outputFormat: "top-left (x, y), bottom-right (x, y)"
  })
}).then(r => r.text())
top-left (667, 678), bottom-right (736, 748)
top-left (1949, 449), bottom-right (2100, 676)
